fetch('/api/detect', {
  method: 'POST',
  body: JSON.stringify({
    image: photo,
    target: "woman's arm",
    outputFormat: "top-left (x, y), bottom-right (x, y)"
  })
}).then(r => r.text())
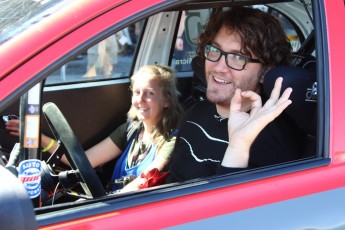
top-left (120, 136), bottom-right (175, 192)
top-left (6, 119), bottom-right (122, 168)
top-left (35, 134), bottom-right (122, 168)
top-left (43, 135), bottom-right (122, 168)
top-left (119, 155), bottom-right (169, 193)
top-left (120, 155), bottom-right (168, 193)
top-left (85, 137), bottom-right (122, 168)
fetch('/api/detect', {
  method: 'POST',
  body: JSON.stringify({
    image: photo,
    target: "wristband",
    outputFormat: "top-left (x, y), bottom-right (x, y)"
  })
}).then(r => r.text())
top-left (42, 139), bottom-right (55, 152)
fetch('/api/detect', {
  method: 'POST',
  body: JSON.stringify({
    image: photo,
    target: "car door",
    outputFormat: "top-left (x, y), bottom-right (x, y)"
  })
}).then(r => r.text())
top-left (2, 0), bottom-right (345, 229)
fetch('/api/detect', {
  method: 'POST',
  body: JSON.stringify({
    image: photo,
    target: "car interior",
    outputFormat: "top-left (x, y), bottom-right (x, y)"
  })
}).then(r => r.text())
top-left (0, 0), bottom-right (322, 214)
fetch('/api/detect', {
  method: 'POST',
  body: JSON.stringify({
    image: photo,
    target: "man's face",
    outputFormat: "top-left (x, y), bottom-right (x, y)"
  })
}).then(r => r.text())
top-left (205, 25), bottom-right (264, 107)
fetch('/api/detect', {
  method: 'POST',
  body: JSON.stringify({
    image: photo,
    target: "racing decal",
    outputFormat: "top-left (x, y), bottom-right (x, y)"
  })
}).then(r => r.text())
top-left (23, 83), bottom-right (41, 149)
top-left (23, 114), bottom-right (40, 148)
top-left (18, 159), bottom-right (41, 199)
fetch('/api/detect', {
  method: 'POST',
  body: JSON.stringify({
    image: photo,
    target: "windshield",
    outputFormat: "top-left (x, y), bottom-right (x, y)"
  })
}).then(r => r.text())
top-left (0, 0), bottom-right (70, 45)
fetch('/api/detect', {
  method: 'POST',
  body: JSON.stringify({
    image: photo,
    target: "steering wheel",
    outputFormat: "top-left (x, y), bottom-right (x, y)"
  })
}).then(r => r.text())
top-left (42, 102), bottom-right (106, 198)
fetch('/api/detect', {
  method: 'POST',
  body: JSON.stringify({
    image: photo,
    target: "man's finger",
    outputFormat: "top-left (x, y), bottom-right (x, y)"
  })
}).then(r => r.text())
top-left (240, 91), bottom-right (262, 115)
top-left (230, 88), bottom-right (243, 113)
top-left (277, 87), bottom-right (293, 103)
top-left (264, 77), bottom-right (283, 108)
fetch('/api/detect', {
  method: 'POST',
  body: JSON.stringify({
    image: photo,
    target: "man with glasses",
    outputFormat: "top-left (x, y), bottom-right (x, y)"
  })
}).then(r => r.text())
top-left (165, 7), bottom-right (302, 182)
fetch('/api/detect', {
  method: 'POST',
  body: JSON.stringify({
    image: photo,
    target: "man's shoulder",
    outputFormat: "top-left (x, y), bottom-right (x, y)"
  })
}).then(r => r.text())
top-left (178, 100), bottom-right (215, 129)
top-left (180, 100), bottom-right (228, 131)
top-left (186, 100), bottom-right (215, 115)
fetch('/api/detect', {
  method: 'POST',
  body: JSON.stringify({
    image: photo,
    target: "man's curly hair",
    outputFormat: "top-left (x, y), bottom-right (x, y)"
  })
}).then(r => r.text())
top-left (197, 7), bottom-right (292, 68)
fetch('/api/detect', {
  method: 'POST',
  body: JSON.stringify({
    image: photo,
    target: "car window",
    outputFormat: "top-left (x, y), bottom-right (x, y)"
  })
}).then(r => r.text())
top-left (45, 21), bottom-right (144, 85)
top-left (275, 12), bottom-right (301, 52)
top-left (259, 6), bottom-right (302, 52)
top-left (172, 9), bottom-right (210, 72)
top-left (43, 6), bottom-right (303, 85)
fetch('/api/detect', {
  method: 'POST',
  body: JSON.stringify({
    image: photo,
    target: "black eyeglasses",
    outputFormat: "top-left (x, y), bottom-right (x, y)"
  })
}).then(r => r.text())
top-left (204, 44), bottom-right (261, 71)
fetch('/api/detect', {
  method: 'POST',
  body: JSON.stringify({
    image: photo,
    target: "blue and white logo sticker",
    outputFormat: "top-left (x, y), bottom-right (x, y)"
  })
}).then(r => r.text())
top-left (18, 159), bottom-right (41, 198)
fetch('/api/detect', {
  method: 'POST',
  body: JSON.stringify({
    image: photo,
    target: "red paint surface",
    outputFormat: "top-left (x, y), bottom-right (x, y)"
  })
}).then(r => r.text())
top-left (0, 0), bottom-right (162, 101)
top-left (2, 0), bottom-right (345, 228)
top-left (40, 163), bottom-right (345, 229)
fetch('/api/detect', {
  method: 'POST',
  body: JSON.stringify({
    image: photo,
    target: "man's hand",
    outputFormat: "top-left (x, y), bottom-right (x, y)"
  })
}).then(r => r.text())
top-left (222, 77), bottom-right (292, 168)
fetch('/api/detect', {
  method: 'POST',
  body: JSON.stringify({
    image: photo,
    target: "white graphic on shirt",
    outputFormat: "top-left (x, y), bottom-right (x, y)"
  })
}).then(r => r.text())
top-left (179, 121), bottom-right (229, 163)
top-left (180, 137), bottom-right (221, 163)
top-left (187, 121), bottom-right (228, 144)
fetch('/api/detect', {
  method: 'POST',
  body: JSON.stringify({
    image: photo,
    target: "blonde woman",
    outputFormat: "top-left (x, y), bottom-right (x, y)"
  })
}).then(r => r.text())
top-left (6, 65), bottom-right (184, 192)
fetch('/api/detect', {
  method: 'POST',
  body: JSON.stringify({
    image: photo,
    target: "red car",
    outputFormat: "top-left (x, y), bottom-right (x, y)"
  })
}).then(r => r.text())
top-left (1, 0), bottom-right (344, 229)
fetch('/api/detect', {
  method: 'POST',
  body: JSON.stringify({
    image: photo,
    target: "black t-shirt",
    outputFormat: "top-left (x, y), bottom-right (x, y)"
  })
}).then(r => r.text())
top-left (166, 100), bottom-right (302, 183)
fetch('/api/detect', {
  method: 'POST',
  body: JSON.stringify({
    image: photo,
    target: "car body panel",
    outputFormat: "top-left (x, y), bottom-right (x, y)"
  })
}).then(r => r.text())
top-left (37, 159), bottom-right (345, 229)
top-left (0, 0), bottom-right (344, 229)
top-left (168, 186), bottom-right (345, 230)
top-left (0, 0), bottom-right (126, 80)
top-left (324, 0), bottom-right (345, 162)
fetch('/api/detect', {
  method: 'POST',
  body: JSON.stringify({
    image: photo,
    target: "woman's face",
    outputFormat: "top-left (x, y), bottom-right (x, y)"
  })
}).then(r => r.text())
top-left (131, 74), bottom-right (168, 127)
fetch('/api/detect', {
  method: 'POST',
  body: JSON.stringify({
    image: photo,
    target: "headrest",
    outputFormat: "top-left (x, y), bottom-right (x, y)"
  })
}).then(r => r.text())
top-left (263, 66), bottom-right (317, 132)
top-left (191, 56), bottom-right (206, 86)
top-left (291, 54), bottom-right (316, 72)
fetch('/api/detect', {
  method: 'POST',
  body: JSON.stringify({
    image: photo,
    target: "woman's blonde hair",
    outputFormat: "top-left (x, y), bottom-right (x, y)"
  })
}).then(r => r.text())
top-left (127, 65), bottom-right (184, 142)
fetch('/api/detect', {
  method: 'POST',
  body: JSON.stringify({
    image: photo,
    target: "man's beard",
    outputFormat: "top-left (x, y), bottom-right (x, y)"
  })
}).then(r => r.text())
top-left (206, 87), bottom-right (233, 106)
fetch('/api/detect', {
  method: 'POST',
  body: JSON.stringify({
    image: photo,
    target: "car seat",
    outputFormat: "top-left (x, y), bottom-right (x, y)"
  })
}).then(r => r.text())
top-left (182, 56), bottom-right (206, 109)
top-left (263, 65), bottom-right (317, 157)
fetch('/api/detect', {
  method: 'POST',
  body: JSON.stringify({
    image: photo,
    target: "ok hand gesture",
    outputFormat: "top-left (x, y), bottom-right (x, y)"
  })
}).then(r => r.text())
top-left (222, 77), bottom-right (292, 168)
